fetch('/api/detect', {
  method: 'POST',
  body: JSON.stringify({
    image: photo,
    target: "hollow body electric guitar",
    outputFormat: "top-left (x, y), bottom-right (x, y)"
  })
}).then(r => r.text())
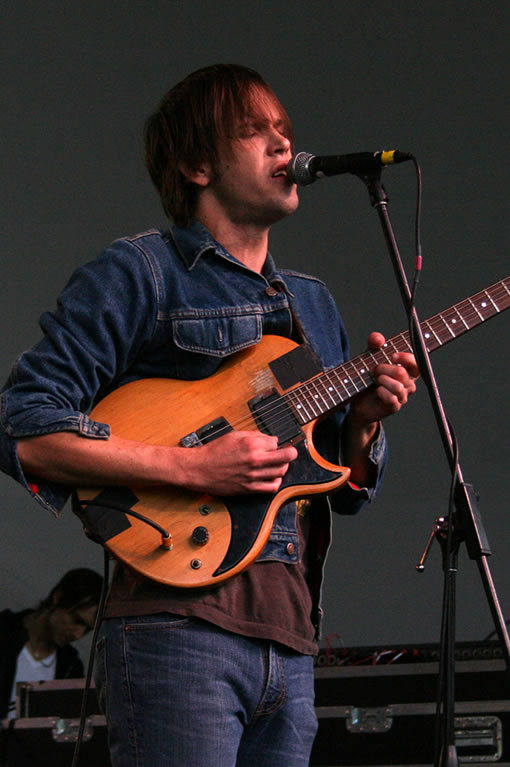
top-left (76, 277), bottom-right (510, 588)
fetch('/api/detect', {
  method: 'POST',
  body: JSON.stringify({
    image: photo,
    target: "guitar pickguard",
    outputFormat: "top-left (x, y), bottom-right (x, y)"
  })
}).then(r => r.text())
top-left (215, 439), bottom-right (346, 576)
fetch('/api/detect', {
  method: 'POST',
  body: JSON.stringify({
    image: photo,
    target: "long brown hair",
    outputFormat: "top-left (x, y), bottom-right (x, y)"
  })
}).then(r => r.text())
top-left (144, 64), bottom-right (294, 227)
top-left (38, 568), bottom-right (103, 612)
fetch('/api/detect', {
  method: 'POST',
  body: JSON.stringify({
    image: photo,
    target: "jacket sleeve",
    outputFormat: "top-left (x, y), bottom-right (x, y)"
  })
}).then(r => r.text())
top-left (0, 238), bottom-right (158, 514)
top-left (313, 408), bottom-right (388, 516)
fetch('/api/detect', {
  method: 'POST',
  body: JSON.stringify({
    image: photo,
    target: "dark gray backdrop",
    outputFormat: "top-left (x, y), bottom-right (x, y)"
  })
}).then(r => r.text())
top-left (2, 1), bottom-right (509, 653)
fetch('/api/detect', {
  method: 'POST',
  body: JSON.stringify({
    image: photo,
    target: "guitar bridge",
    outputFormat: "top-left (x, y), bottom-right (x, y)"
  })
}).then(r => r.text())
top-left (181, 417), bottom-right (232, 447)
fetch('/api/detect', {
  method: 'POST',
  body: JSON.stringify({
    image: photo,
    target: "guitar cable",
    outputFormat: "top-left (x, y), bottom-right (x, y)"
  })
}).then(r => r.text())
top-left (70, 549), bottom-right (110, 767)
top-left (69, 501), bottom-right (171, 765)
top-left (405, 157), bottom-right (469, 767)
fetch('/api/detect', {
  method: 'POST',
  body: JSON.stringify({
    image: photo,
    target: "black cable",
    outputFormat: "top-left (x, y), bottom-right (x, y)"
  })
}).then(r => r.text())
top-left (70, 550), bottom-right (110, 767)
top-left (76, 498), bottom-right (171, 543)
top-left (406, 157), bottom-right (466, 767)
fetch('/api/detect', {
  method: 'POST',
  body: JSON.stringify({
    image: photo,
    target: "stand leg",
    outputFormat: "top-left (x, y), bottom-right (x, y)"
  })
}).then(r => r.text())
top-left (356, 168), bottom-right (510, 767)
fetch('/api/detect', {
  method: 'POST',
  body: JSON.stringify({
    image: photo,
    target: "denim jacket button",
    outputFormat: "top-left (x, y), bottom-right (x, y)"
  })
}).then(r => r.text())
top-left (265, 286), bottom-right (279, 296)
top-left (286, 542), bottom-right (296, 555)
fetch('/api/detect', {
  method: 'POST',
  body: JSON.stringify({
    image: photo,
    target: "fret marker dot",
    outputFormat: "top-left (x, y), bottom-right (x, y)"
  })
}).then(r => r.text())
top-left (481, 302), bottom-right (487, 308)
top-left (451, 318), bottom-right (457, 323)
top-left (425, 332), bottom-right (431, 339)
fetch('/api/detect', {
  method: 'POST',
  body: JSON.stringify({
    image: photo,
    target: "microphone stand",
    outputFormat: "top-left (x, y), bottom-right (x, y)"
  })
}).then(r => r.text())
top-left (357, 169), bottom-right (510, 767)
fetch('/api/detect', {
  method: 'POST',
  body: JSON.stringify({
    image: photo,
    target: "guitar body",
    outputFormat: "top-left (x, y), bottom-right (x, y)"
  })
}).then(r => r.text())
top-left (76, 335), bottom-right (350, 588)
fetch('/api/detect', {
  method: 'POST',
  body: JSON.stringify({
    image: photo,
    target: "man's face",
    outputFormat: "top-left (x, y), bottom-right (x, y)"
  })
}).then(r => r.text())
top-left (46, 603), bottom-right (97, 647)
top-left (207, 90), bottom-right (299, 228)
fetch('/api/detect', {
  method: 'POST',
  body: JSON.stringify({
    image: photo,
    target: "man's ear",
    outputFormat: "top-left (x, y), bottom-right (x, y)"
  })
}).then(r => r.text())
top-left (179, 162), bottom-right (212, 187)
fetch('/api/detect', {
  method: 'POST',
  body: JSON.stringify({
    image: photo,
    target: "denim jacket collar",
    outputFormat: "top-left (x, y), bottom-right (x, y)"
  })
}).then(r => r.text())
top-left (171, 221), bottom-right (223, 271)
top-left (171, 220), bottom-right (292, 296)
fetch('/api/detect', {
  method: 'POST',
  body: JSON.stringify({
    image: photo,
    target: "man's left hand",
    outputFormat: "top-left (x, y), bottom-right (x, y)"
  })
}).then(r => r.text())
top-left (348, 331), bottom-right (420, 427)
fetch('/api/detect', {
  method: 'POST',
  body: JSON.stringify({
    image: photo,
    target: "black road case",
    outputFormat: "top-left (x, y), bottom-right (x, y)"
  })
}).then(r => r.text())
top-left (0, 679), bottom-right (110, 767)
top-left (311, 643), bottom-right (509, 767)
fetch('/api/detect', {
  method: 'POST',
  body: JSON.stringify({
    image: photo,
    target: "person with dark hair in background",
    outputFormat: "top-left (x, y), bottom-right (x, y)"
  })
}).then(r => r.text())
top-left (0, 64), bottom-right (419, 765)
top-left (0, 568), bottom-right (102, 719)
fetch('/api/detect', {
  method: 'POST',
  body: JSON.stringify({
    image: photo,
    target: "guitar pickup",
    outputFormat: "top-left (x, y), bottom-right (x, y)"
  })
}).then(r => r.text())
top-left (181, 417), bottom-right (232, 447)
top-left (249, 389), bottom-right (302, 445)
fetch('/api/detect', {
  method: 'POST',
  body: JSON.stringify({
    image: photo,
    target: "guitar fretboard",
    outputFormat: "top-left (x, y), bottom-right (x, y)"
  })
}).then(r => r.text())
top-left (285, 277), bottom-right (510, 425)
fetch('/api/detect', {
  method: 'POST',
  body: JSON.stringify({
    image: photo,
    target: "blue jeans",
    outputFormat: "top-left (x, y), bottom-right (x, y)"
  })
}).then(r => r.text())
top-left (95, 614), bottom-right (318, 767)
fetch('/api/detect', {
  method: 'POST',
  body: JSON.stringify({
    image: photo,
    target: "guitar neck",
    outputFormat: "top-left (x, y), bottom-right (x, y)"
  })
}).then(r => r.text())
top-left (286, 276), bottom-right (510, 425)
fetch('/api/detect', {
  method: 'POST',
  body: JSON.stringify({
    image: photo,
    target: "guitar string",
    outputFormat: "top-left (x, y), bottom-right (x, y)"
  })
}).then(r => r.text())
top-left (187, 344), bottom-right (389, 443)
top-left (176, 282), bottom-right (510, 445)
top-left (183, 333), bottom-right (410, 443)
top-left (231, 280), bottom-right (509, 437)
top-left (182, 280), bottom-right (509, 446)
top-left (100, 282), bottom-right (509, 451)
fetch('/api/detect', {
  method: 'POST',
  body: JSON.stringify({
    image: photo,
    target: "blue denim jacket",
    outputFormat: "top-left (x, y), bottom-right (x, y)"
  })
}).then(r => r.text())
top-left (0, 222), bottom-right (386, 603)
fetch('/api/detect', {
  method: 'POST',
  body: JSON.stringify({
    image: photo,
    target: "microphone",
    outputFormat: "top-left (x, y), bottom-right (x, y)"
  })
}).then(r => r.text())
top-left (287, 150), bottom-right (413, 186)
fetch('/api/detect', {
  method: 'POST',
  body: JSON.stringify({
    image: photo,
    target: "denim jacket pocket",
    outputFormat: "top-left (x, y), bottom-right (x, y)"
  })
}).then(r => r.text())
top-left (172, 313), bottom-right (262, 358)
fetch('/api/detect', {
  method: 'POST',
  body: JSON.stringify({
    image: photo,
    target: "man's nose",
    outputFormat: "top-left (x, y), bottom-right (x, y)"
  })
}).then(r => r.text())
top-left (269, 128), bottom-right (291, 154)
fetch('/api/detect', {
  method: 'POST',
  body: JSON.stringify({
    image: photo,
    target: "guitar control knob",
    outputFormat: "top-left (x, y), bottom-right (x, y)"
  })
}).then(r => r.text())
top-left (191, 526), bottom-right (209, 546)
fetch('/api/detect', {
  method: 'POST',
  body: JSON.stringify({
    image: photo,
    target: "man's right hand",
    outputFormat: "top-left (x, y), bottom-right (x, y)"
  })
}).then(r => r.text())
top-left (178, 430), bottom-right (298, 496)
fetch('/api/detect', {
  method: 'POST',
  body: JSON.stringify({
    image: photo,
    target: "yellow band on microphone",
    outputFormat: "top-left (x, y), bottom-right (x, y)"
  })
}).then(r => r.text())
top-left (380, 150), bottom-right (396, 165)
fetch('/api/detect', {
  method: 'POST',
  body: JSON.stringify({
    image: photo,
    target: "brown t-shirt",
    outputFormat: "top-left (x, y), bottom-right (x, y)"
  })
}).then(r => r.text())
top-left (104, 504), bottom-right (318, 655)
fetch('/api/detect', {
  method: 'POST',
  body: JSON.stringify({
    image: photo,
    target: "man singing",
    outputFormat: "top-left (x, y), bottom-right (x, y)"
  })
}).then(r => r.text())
top-left (0, 64), bottom-right (418, 766)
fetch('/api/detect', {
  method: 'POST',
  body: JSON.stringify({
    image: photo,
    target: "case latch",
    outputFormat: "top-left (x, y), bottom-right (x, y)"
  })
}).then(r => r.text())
top-left (51, 717), bottom-right (94, 743)
top-left (346, 706), bottom-right (393, 733)
top-left (455, 715), bottom-right (502, 762)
